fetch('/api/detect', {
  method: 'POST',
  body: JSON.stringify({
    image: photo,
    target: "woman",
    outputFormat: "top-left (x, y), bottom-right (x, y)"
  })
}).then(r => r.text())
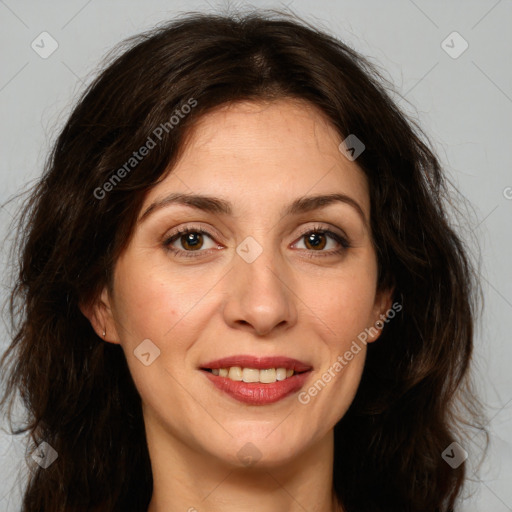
top-left (0, 9), bottom-right (487, 512)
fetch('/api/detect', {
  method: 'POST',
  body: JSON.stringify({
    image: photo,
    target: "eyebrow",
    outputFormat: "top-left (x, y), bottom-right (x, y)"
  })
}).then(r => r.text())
top-left (139, 192), bottom-right (367, 225)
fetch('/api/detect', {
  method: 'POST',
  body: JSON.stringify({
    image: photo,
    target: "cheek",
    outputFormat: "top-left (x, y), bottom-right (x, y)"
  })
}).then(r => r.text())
top-left (111, 256), bottom-right (221, 393)
top-left (310, 264), bottom-right (378, 343)
top-left (307, 260), bottom-right (377, 414)
top-left (112, 256), bottom-right (197, 341)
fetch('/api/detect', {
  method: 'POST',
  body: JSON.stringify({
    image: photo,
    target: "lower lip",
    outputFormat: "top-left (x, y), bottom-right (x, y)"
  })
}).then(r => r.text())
top-left (202, 370), bottom-right (311, 405)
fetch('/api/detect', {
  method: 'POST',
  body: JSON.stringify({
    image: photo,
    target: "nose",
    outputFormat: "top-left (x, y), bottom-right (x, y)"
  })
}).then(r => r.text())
top-left (222, 243), bottom-right (298, 337)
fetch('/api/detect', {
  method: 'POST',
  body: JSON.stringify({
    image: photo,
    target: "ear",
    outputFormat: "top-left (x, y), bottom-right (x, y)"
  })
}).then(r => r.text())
top-left (366, 286), bottom-right (395, 343)
top-left (79, 286), bottom-right (121, 345)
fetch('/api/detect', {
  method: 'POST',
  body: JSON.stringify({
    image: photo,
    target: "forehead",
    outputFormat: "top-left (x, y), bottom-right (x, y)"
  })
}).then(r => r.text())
top-left (143, 98), bottom-right (370, 218)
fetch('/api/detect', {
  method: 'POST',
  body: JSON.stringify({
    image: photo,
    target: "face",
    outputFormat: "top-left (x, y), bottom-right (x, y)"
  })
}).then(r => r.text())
top-left (88, 98), bottom-right (392, 469)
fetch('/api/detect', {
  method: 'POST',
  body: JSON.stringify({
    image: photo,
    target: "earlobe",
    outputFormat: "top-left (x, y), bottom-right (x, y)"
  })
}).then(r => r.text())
top-left (367, 286), bottom-right (395, 343)
top-left (79, 287), bottom-right (120, 344)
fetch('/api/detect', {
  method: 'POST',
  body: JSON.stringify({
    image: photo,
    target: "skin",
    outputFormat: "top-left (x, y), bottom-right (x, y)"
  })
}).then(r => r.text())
top-left (82, 98), bottom-right (392, 512)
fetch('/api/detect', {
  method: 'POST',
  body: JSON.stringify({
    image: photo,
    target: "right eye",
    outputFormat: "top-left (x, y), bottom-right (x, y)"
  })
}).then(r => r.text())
top-left (163, 226), bottom-right (221, 258)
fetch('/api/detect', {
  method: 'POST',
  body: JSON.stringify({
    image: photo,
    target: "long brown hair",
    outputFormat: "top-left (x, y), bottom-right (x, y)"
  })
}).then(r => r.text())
top-left (0, 9), bottom-right (487, 512)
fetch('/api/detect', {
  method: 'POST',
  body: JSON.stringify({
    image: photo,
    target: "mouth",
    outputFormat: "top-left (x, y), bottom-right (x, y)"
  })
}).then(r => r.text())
top-left (201, 366), bottom-right (305, 382)
top-left (199, 355), bottom-right (313, 405)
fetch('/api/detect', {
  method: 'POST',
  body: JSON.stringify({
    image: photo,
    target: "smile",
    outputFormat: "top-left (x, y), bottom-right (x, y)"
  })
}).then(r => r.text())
top-left (200, 355), bottom-right (313, 405)
top-left (204, 366), bottom-right (295, 383)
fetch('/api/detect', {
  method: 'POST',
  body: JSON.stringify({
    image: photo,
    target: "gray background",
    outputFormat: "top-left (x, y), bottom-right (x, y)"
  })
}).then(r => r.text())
top-left (0, 0), bottom-right (511, 510)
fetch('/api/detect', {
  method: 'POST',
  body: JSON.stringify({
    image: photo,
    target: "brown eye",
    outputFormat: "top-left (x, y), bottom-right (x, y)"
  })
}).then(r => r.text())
top-left (164, 228), bottom-right (218, 257)
top-left (179, 232), bottom-right (204, 251)
top-left (294, 228), bottom-right (349, 256)
top-left (303, 231), bottom-right (328, 250)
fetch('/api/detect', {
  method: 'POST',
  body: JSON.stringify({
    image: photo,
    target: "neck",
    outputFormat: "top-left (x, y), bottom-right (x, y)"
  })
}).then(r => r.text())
top-left (145, 415), bottom-right (343, 512)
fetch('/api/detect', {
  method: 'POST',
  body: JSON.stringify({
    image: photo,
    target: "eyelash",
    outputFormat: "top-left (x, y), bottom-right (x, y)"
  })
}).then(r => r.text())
top-left (163, 224), bottom-right (351, 259)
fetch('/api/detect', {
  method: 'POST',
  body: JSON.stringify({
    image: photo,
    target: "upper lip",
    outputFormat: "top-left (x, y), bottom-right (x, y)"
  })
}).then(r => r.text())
top-left (200, 355), bottom-right (313, 373)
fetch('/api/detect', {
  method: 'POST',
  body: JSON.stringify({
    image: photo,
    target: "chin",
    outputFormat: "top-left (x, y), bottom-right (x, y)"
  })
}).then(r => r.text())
top-left (204, 427), bottom-right (312, 469)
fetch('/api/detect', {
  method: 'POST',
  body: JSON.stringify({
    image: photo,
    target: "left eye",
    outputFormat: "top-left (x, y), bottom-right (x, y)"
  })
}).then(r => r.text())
top-left (293, 230), bottom-right (346, 252)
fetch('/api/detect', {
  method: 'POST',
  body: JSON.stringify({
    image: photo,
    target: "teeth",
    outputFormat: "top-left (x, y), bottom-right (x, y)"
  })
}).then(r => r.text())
top-left (276, 368), bottom-right (287, 381)
top-left (228, 366), bottom-right (243, 381)
top-left (242, 368), bottom-right (260, 382)
top-left (259, 368), bottom-right (276, 383)
top-left (210, 367), bottom-right (297, 383)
